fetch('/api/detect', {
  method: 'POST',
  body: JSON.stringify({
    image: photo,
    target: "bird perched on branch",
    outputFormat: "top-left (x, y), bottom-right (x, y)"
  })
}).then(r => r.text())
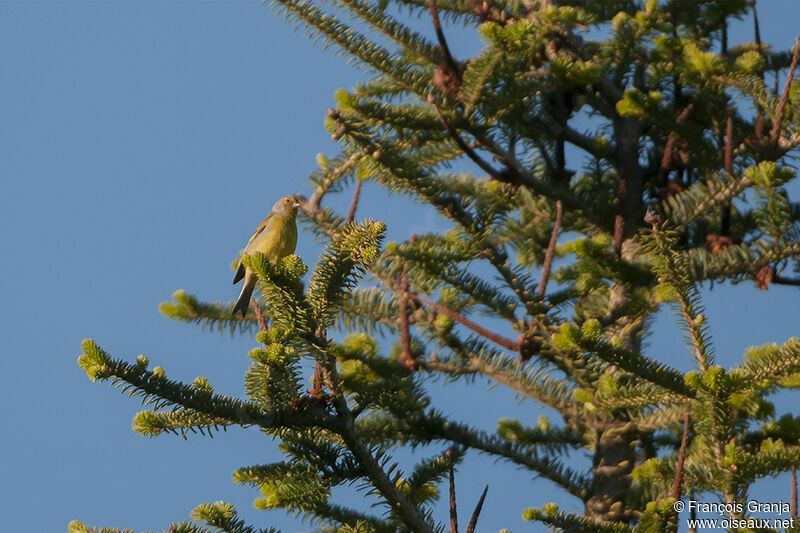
top-left (232, 196), bottom-right (300, 317)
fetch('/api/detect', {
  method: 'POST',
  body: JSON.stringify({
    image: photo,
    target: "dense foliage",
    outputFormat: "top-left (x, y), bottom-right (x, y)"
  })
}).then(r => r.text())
top-left (72, 1), bottom-right (800, 532)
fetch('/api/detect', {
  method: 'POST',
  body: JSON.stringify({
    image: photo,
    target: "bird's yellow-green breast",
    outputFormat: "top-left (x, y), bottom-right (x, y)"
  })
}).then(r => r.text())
top-left (246, 211), bottom-right (298, 260)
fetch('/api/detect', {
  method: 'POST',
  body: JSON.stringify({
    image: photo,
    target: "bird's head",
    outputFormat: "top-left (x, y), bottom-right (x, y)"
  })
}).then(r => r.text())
top-left (272, 195), bottom-right (301, 218)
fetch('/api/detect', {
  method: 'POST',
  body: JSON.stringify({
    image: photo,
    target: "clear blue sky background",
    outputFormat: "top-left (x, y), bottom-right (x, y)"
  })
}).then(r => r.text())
top-left (2, 2), bottom-right (800, 532)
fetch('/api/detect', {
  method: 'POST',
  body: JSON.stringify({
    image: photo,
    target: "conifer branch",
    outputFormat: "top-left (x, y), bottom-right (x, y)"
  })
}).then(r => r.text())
top-left (133, 409), bottom-right (232, 438)
top-left (428, 99), bottom-right (504, 180)
top-left (572, 333), bottom-right (694, 398)
top-left (678, 176), bottom-right (752, 223)
top-left (160, 290), bottom-right (259, 337)
top-left (491, 260), bottom-right (541, 316)
top-left (394, 241), bottom-right (520, 321)
top-left (685, 242), bottom-right (800, 283)
top-left (338, 0), bottom-right (441, 65)
top-left (423, 355), bottom-right (576, 413)
top-left (523, 505), bottom-right (635, 533)
top-left (191, 501), bottom-right (278, 533)
top-left (631, 404), bottom-right (688, 432)
top-left (268, 0), bottom-right (428, 94)
top-left (313, 502), bottom-right (398, 532)
top-left (408, 292), bottom-right (519, 351)
top-left (472, 130), bottom-right (588, 213)
top-left (78, 340), bottom-right (321, 430)
top-left (562, 124), bottom-right (615, 160)
top-left (330, 402), bottom-right (436, 533)
top-left (410, 414), bottom-right (590, 498)
top-left (646, 215), bottom-right (714, 371)
top-left (733, 337), bottom-right (800, 386)
top-left (306, 152), bottom-right (361, 210)
top-left (338, 286), bottom-right (400, 334)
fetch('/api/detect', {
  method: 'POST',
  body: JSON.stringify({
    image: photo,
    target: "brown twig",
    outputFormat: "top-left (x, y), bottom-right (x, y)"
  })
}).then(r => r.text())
top-left (408, 293), bottom-right (519, 351)
top-left (671, 412), bottom-right (691, 500)
top-left (307, 326), bottom-right (329, 400)
top-left (751, 0), bottom-right (765, 138)
top-left (755, 265), bottom-right (774, 290)
top-left (770, 37), bottom-right (800, 151)
top-left (792, 466), bottom-right (798, 517)
top-left (398, 235), bottom-right (418, 371)
top-left (722, 106), bottom-right (734, 235)
top-left (250, 297), bottom-right (268, 332)
top-left (309, 361), bottom-right (325, 399)
top-left (658, 104), bottom-right (695, 185)
top-left (429, 0), bottom-right (459, 77)
top-left (538, 200), bottom-right (562, 297)
top-left (464, 485), bottom-right (489, 533)
top-left (448, 450), bottom-right (459, 533)
top-left (398, 264), bottom-right (416, 370)
top-left (724, 106), bottom-right (734, 174)
top-left (751, 0), bottom-right (763, 60)
top-left (670, 412), bottom-right (691, 532)
top-left (346, 180), bottom-right (363, 224)
top-left (613, 179), bottom-right (627, 255)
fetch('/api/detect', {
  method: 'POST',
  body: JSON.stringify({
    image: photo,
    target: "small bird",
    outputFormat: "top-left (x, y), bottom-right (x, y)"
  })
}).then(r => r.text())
top-left (232, 195), bottom-right (300, 317)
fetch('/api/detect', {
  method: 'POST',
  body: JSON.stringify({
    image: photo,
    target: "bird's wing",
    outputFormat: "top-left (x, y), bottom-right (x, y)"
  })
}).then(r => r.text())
top-left (233, 213), bottom-right (273, 285)
top-left (245, 213), bottom-right (273, 249)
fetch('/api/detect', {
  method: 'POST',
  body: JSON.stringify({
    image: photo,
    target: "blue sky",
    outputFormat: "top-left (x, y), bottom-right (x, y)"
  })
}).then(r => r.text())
top-left (2, 2), bottom-right (800, 532)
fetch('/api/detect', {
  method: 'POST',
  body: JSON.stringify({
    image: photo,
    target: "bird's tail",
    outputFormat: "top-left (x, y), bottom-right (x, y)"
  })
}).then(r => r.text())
top-left (232, 276), bottom-right (256, 317)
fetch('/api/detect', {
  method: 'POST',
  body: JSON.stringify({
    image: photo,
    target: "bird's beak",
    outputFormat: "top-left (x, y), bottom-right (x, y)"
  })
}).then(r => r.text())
top-left (292, 201), bottom-right (301, 208)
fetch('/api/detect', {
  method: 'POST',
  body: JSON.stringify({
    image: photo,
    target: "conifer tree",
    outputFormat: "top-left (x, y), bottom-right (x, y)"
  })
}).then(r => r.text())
top-left (72, 1), bottom-right (800, 532)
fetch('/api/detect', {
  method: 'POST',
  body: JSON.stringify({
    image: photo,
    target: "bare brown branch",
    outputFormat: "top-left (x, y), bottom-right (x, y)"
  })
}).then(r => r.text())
top-left (399, 235), bottom-right (418, 370)
top-left (538, 200), bottom-right (563, 297)
top-left (250, 297), bottom-right (268, 332)
top-left (724, 106), bottom-right (734, 174)
top-left (751, 0), bottom-right (766, 138)
top-left (658, 104), bottom-right (695, 185)
top-left (448, 450), bottom-right (459, 533)
top-left (671, 412), bottom-right (690, 500)
top-left (464, 485), bottom-right (488, 533)
top-left (428, 0), bottom-right (458, 76)
top-left (408, 293), bottom-right (520, 351)
top-left (346, 180), bottom-right (363, 224)
top-left (770, 37), bottom-right (800, 150)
